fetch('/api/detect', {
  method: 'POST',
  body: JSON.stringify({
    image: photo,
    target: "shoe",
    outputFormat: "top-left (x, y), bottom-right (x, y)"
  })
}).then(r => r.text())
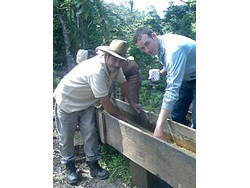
top-left (65, 161), bottom-right (78, 185)
top-left (87, 160), bottom-right (109, 180)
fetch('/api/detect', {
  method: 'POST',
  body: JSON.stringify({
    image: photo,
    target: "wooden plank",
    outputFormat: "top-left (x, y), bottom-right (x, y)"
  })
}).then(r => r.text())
top-left (168, 120), bottom-right (196, 153)
top-left (101, 112), bottom-right (196, 188)
top-left (112, 98), bottom-right (196, 153)
top-left (96, 108), bottom-right (107, 144)
top-left (112, 98), bottom-right (155, 132)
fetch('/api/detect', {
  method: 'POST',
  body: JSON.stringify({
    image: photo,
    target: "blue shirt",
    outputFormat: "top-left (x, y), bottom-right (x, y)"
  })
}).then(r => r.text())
top-left (157, 34), bottom-right (196, 111)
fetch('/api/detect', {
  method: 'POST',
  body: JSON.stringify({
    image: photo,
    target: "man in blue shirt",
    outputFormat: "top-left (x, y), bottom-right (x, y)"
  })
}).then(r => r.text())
top-left (133, 27), bottom-right (196, 138)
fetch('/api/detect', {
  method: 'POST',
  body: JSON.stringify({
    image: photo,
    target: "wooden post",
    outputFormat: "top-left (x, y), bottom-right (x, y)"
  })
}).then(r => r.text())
top-left (96, 109), bottom-right (107, 144)
top-left (130, 161), bottom-right (154, 188)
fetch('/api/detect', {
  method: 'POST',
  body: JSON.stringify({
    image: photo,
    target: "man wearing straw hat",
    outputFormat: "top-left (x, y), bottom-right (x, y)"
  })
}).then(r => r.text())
top-left (53, 39), bottom-right (142, 185)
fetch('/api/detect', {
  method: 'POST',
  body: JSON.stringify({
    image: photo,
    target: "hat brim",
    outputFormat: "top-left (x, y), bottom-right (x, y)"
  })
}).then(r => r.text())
top-left (96, 46), bottom-right (127, 61)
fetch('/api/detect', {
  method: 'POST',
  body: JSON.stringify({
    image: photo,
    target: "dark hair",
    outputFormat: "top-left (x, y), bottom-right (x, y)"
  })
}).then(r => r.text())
top-left (133, 27), bottom-right (153, 43)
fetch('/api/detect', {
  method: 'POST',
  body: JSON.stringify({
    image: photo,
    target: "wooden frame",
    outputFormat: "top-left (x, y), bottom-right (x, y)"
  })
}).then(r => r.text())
top-left (96, 99), bottom-right (196, 188)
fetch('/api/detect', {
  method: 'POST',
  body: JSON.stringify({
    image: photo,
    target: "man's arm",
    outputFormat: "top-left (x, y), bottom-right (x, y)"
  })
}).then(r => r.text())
top-left (120, 81), bottom-right (142, 113)
top-left (153, 108), bottom-right (170, 138)
top-left (100, 95), bottom-right (127, 122)
top-left (154, 51), bottom-right (186, 138)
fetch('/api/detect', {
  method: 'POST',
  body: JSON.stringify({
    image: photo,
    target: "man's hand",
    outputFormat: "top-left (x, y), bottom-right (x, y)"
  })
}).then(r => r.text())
top-left (131, 103), bottom-right (143, 113)
top-left (148, 69), bottom-right (160, 81)
top-left (153, 108), bottom-right (170, 138)
top-left (153, 124), bottom-right (164, 138)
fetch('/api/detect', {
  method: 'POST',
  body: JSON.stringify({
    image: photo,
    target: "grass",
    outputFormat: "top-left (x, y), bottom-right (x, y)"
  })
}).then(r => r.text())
top-left (73, 131), bottom-right (132, 187)
top-left (99, 144), bottom-right (131, 187)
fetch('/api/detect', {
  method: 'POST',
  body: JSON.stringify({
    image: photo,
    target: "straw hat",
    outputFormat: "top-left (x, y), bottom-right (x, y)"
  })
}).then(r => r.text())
top-left (96, 40), bottom-right (130, 61)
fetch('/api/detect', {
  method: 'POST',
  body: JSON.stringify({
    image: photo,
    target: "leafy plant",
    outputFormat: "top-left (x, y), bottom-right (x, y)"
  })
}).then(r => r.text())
top-left (140, 81), bottom-right (164, 114)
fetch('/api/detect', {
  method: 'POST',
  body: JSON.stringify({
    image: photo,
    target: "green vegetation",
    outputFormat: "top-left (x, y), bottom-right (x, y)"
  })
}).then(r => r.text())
top-left (100, 144), bottom-right (131, 186)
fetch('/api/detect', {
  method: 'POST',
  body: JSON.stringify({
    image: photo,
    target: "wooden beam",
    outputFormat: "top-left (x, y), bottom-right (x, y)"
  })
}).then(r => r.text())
top-left (112, 98), bottom-right (196, 153)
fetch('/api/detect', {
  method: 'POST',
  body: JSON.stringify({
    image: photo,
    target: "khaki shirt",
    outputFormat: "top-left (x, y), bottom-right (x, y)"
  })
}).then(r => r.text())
top-left (53, 54), bottom-right (126, 113)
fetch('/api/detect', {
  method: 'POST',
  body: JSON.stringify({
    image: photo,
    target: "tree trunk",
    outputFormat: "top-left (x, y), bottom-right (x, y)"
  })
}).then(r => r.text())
top-left (58, 14), bottom-right (75, 72)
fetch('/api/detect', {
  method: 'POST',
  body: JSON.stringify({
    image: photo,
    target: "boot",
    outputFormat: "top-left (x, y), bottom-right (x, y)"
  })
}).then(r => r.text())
top-left (87, 160), bottom-right (109, 180)
top-left (65, 161), bottom-right (78, 185)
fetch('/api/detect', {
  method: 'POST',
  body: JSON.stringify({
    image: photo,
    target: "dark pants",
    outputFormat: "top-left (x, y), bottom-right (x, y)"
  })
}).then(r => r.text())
top-left (171, 79), bottom-right (196, 129)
